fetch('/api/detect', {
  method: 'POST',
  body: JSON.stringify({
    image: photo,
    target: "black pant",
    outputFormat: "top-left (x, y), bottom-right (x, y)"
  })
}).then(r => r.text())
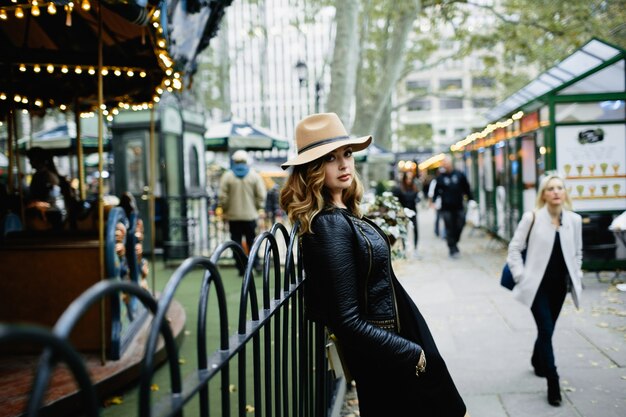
top-left (410, 213), bottom-right (418, 247)
top-left (229, 220), bottom-right (258, 274)
top-left (531, 276), bottom-right (567, 379)
top-left (441, 209), bottom-right (465, 253)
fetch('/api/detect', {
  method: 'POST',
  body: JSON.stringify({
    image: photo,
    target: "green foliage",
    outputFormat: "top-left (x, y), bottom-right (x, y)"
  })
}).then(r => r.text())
top-left (434, 0), bottom-right (626, 96)
top-left (397, 123), bottom-right (434, 151)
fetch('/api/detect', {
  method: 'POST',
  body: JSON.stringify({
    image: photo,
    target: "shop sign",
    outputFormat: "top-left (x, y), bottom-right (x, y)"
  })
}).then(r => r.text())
top-left (556, 123), bottom-right (626, 211)
top-left (520, 112), bottom-right (539, 133)
top-left (494, 128), bottom-right (506, 141)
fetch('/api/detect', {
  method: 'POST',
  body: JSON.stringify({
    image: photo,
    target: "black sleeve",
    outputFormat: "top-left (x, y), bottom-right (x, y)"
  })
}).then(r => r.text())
top-left (303, 213), bottom-right (422, 369)
top-left (462, 173), bottom-right (473, 201)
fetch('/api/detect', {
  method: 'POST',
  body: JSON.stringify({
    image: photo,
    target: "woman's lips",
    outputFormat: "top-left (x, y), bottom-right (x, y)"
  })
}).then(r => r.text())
top-left (338, 174), bottom-right (351, 181)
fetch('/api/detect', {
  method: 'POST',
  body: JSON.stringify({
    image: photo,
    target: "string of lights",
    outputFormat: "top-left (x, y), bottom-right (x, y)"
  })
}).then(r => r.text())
top-left (450, 111), bottom-right (524, 152)
top-left (0, 3), bottom-right (182, 118)
top-left (0, 0), bottom-right (90, 23)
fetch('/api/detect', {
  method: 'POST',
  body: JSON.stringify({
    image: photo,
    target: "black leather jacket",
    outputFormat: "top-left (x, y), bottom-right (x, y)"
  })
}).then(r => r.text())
top-left (301, 208), bottom-right (421, 369)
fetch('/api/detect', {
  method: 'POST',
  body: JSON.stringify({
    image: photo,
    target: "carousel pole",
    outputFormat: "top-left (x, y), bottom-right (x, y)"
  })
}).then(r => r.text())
top-left (12, 109), bottom-right (25, 223)
top-left (7, 109), bottom-right (14, 194)
top-left (74, 99), bottom-right (86, 200)
top-left (149, 105), bottom-right (157, 295)
top-left (97, 1), bottom-right (106, 365)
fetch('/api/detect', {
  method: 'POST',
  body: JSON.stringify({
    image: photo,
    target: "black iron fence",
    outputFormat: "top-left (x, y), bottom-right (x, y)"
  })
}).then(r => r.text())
top-left (162, 195), bottom-right (288, 266)
top-left (0, 221), bottom-right (342, 417)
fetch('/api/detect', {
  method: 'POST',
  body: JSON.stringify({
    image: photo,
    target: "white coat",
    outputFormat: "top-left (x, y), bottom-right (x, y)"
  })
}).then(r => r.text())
top-left (506, 206), bottom-right (583, 308)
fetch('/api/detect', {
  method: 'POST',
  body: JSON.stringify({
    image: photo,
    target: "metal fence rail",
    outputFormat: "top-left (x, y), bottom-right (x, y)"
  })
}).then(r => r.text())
top-left (0, 221), bottom-right (340, 417)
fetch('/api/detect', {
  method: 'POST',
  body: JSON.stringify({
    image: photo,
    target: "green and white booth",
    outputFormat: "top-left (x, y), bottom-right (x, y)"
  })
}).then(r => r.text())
top-left (111, 94), bottom-right (209, 260)
top-left (453, 38), bottom-right (626, 272)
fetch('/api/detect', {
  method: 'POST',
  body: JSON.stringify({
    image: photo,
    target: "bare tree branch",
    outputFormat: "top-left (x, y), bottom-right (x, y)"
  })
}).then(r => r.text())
top-left (465, 1), bottom-right (565, 35)
top-left (400, 50), bottom-right (461, 80)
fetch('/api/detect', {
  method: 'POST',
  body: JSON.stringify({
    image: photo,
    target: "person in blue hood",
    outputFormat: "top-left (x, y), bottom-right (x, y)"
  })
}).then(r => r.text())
top-left (218, 150), bottom-right (267, 275)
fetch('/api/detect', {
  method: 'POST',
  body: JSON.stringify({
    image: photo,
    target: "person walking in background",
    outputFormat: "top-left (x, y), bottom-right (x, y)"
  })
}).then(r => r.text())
top-left (279, 113), bottom-right (467, 417)
top-left (507, 173), bottom-right (583, 407)
top-left (392, 171), bottom-right (420, 257)
top-left (263, 177), bottom-right (280, 227)
top-left (427, 168), bottom-right (445, 239)
top-left (219, 150), bottom-right (267, 275)
top-left (433, 156), bottom-right (472, 258)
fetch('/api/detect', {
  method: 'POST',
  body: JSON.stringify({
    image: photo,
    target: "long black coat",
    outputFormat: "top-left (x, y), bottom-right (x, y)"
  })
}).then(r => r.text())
top-left (302, 208), bottom-right (466, 416)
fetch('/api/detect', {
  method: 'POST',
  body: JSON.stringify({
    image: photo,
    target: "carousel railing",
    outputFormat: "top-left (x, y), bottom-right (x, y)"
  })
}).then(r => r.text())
top-left (0, 220), bottom-right (341, 417)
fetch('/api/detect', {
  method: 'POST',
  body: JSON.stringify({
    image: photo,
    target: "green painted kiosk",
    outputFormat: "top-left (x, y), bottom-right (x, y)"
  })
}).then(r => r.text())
top-left (451, 38), bottom-right (626, 272)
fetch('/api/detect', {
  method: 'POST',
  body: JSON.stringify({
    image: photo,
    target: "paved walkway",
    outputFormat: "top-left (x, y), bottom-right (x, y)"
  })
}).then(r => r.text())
top-left (343, 207), bottom-right (626, 417)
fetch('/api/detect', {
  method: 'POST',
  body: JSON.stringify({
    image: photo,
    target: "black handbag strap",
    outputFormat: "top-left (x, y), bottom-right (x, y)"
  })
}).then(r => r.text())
top-left (525, 211), bottom-right (536, 248)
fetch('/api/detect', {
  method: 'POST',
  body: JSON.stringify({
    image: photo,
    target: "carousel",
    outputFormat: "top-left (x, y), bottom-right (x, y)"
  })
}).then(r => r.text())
top-left (0, 0), bottom-right (231, 415)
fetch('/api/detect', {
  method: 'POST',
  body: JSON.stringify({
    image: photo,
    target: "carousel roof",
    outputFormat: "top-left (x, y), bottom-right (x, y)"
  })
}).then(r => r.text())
top-left (0, 0), bottom-right (232, 117)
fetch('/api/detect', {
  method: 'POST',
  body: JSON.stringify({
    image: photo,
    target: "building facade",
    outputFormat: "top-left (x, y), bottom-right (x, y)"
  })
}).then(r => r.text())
top-left (395, 0), bottom-right (514, 153)
top-left (196, 0), bottom-right (335, 149)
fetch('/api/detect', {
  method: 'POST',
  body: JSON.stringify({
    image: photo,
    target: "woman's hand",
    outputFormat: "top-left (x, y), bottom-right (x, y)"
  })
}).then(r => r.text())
top-left (416, 350), bottom-right (426, 376)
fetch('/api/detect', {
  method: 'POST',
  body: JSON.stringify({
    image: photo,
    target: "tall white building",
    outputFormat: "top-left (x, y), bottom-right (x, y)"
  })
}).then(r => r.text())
top-left (395, 2), bottom-right (503, 153)
top-left (196, 0), bottom-right (335, 143)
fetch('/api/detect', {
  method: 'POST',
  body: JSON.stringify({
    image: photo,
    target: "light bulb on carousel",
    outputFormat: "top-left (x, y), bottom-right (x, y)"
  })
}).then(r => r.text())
top-left (47, 2), bottom-right (56, 14)
top-left (64, 2), bottom-right (73, 26)
top-left (0, 9), bottom-right (7, 20)
top-left (81, 0), bottom-right (90, 11)
top-left (31, 1), bottom-right (40, 16)
top-left (15, 6), bottom-right (24, 18)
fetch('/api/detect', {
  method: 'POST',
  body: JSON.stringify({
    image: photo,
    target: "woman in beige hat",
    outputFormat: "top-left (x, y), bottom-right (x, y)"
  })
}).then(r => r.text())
top-left (280, 113), bottom-right (467, 416)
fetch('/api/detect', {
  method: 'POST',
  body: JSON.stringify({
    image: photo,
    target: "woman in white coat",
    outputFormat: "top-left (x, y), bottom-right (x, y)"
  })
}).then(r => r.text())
top-left (507, 173), bottom-right (583, 407)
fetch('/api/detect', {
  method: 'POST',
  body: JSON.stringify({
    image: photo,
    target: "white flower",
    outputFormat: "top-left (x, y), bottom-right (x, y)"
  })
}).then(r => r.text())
top-left (403, 207), bottom-right (416, 218)
top-left (387, 225), bottom-right (401, 238)
top-left (372, 217), bottom-right (385, 227)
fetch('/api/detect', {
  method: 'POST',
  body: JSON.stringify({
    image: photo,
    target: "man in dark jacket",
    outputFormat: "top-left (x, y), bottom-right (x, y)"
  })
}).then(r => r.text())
top-left (433, 156), bottom-right (472, 258)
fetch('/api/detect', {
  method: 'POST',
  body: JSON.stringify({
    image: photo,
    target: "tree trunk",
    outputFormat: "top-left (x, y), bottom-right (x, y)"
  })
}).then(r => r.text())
top-left (218, 18), bottom-right (231, 119)
top-left (325, 0), bottom-right (360, 124)
top-left (373, 99), bottom-right (392, 149)
top-left (353, 0), bottom-right (420, 137)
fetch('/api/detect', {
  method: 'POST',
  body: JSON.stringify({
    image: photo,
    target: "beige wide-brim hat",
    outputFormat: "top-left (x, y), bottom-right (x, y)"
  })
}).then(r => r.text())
top-left (281, 112), bottom-right (372, 170)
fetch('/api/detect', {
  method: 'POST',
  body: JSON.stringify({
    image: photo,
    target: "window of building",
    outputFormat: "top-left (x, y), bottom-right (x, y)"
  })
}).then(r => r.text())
top-left (438, 129), bottom-right (447, 137)
top-left (472, 97), bottom-right (496, 108)
top-left (406, 79), bottom-right (430, 91)
top-left (440, 79), bottom-right (462, 90)
top-left (407, 99), bottom-right (432, 111)
top-left (472, 76), bottom-right (495, 88)
top-left (440, 98), bottom-right (463, 109)
top-left (454, 128), bottom-right (466, 138)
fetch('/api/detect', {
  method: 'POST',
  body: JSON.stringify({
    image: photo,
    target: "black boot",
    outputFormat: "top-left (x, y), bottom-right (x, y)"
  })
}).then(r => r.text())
top-left (547, 377), bottom-right (562, 406)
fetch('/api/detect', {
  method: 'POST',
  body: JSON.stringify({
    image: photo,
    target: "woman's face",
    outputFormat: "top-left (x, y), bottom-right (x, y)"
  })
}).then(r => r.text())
top-left (323, 145), bottom-right (354, 203)
top-left (543, 178), bottom-right (565, 207)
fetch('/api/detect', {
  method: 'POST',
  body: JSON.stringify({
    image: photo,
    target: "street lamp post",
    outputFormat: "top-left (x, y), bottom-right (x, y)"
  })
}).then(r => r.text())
top-left (314, 81), bottom-right (322, 113)
top-left (295, 60), bottom-right (323, 113)
top-left (295, 60), bottom-right (308, 87)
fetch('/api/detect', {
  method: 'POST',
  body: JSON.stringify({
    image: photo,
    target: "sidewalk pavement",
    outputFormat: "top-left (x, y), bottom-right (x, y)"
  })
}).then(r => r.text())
top-left (392, 208), bottom-right (626, 417)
